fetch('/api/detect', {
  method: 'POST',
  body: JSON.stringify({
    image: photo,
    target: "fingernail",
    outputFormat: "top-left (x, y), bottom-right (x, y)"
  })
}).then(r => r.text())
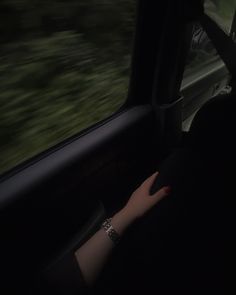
top-left (164, 186), bottom-right (171, 194)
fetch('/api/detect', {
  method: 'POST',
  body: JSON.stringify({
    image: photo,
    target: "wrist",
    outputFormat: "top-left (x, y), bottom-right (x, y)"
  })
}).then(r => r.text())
top-left (110, 208), bottom-right (135, 236)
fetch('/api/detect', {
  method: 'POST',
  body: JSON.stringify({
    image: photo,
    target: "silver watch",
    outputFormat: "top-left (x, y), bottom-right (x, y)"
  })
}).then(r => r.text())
top-left (101, 218), bottom-right (120, 245)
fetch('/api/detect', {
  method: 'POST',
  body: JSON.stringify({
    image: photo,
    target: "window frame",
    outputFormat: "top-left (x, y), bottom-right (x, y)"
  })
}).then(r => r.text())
top-left (0, 0), bottom-right (141, 179)
top-left (0, 0), bottom-right (169, 180)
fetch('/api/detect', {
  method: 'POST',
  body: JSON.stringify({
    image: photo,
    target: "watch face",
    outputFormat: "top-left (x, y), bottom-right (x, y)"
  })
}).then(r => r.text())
top-left (101, 219), bottom-right (120, 244)
top-left (102, 219), bottom-right (112, 231)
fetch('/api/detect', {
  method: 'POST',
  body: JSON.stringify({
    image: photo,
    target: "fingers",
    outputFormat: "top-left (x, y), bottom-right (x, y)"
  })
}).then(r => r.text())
top-left (152, 186), bottom-right (171, 203)
top-left (141, 171), bottom-right (159, 188)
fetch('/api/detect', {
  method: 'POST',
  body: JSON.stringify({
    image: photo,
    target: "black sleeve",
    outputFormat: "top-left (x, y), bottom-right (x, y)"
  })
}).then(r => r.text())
top-left (37, 251), bottom-right (89, 295)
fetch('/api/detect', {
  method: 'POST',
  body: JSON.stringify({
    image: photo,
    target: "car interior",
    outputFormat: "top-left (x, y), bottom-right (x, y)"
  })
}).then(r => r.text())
top-left (0, 0), bottom-right (235, 294)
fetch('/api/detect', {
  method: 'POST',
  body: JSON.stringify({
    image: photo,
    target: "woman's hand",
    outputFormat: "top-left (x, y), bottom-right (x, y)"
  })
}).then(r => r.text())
top-left (111, 172), bottom-right (170, 235)
top-left (122, 172), bottom-right (171, 222)
top-left (76, 172), bottom-right (170, 286)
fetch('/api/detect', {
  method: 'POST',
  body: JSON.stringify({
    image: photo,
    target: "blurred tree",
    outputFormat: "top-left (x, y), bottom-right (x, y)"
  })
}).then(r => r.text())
top-left (0, 0), bottom-right (136, 174)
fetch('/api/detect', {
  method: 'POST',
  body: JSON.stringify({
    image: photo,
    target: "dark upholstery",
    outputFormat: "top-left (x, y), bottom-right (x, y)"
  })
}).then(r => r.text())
top-left (185, 93), bottom-right (236, 294)
top-left (35, 94), bottom-right (235, 294)
top-left (188, 93), bottom-right (236, 169)
top-left (187, 93), bottom-right (236, 226)
top-left (96, 94), bottom-right (236, 294)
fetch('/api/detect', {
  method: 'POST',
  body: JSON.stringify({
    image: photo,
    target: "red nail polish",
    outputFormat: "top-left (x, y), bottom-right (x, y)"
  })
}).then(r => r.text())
top-left (164, 186), bottom-right (171, 194)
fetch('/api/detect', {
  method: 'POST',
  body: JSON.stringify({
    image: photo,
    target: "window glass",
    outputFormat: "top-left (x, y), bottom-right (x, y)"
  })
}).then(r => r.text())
top-left (183, 23), bottom-right (219, 77)
top-left (181, 21), bottom-right (230, 131)
top-left (0, 0), bottom-right (136, 175)
top-left (204, 0), bottom-right (236, 36)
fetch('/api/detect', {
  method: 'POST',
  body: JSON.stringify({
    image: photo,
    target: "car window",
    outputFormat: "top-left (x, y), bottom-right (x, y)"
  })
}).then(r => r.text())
top-left (181, 20), bottom-right (231, 132)
top-left (0, 0), bottom-right (136, 176)
top-left (204, 0), bottom-right (236, 36)
top-left (182, 23), bottom-right (220, 78)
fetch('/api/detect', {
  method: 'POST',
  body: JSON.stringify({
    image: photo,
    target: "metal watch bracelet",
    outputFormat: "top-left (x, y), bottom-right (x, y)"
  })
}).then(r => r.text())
top-left (101, 218), bottom-right (120, 245)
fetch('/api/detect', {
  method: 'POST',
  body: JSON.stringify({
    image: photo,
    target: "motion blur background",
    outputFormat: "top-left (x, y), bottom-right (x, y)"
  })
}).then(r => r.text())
top-left (0, 0), bottom-right (235, 176)
top-left (0, 0), bottom-right (136, 175)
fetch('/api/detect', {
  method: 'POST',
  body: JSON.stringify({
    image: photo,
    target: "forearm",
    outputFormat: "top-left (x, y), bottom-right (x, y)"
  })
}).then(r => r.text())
top-left (75, 172), bottom-right (169, 287)
top-left (75, 208), bottom-right (134, 286)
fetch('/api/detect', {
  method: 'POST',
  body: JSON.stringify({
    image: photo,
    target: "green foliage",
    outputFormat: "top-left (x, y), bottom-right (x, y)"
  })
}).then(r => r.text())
top-left (0, 1), bottom-right (135, 175)
top-left (205, 0), bottom-right (236, 34)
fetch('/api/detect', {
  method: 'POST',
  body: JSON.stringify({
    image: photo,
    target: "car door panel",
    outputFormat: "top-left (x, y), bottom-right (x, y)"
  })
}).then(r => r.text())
top-left (0, 105), bottom-right (161, 287)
